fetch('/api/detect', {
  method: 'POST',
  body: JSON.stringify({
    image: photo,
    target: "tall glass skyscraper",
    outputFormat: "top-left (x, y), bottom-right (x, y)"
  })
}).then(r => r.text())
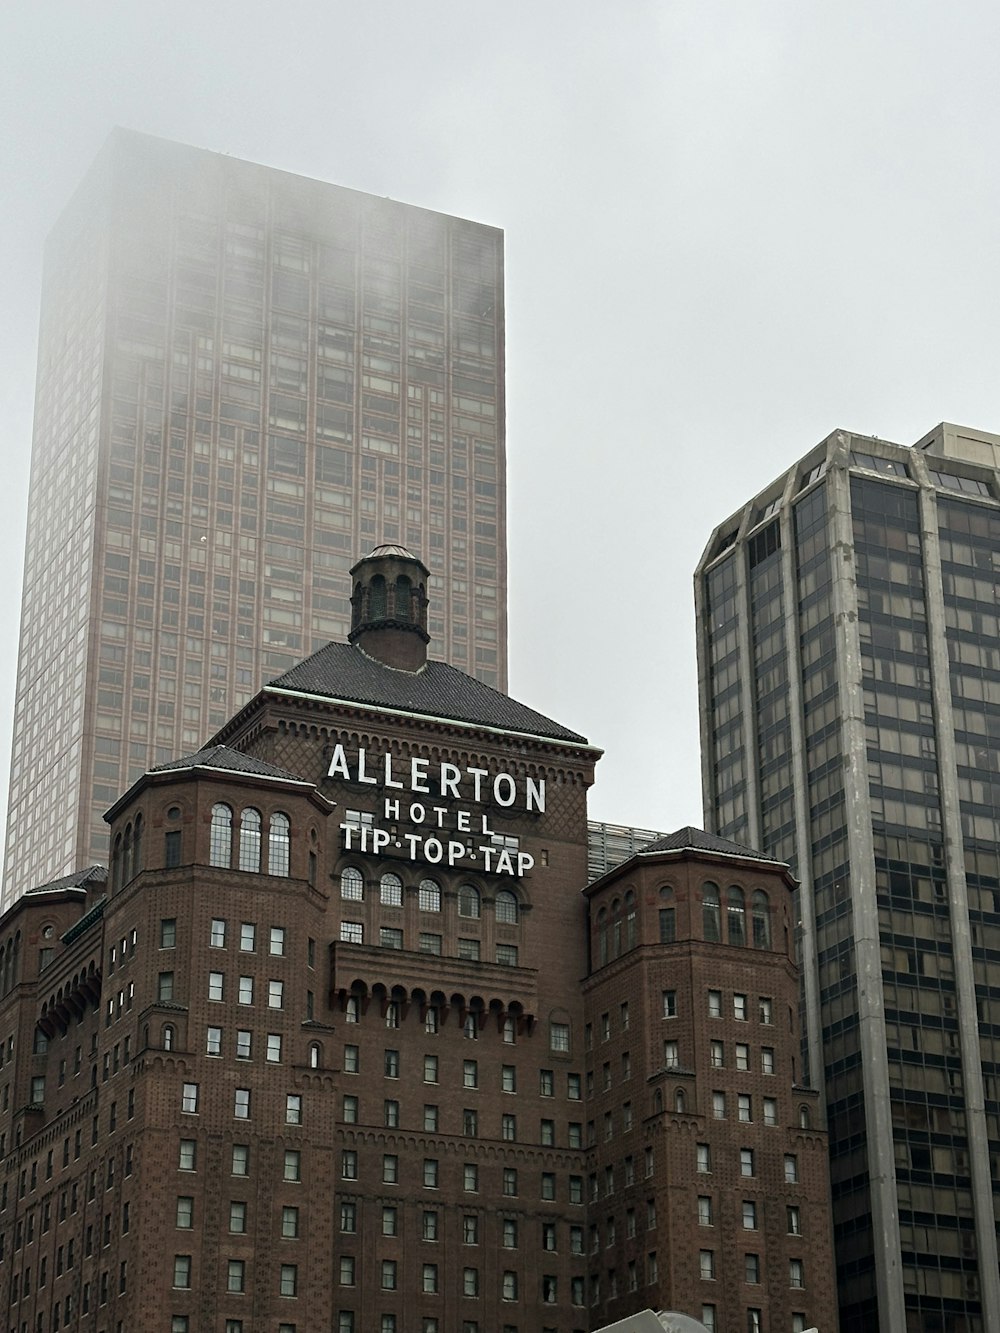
top-left (4, 130), bottom-right (507, 904)
top-left (696, 423), bottom-right (1000, 1333)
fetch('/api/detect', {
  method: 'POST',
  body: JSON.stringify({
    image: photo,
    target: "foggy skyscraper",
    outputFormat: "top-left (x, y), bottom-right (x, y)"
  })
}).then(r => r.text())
top-left (4, 130), bottom-right (507, 904)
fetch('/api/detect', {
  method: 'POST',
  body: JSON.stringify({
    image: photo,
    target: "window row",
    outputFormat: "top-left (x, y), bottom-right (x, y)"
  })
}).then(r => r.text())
top-left (176, 1195), bottom-right (299, 1237)
top-left (340, 869), bottom-right (519, 923)
top-left (696, 1144), bottom-right (799, 1181)
top-left (341, 1096), bottom-right (584, 1146)
top-left (203, 918), bottom-right (287, 954)
top-left (173, 1254), bottom-right (298, 1295)
top-left (177, 1141), bottom-right (301, 1179)
top-left (336, 1257), bottom-right (570, 1304)
top-left (708, 1040), bottom-right (776, 1073)
top-left (706, 990), bottom-right (773, 1023)
top-left (710, 1091), bottom-right (780, 1125)
top-left (180, 1083), bottom-right (301, 1124)
top-left (207, 973), bottom-right (284, 1006)
top-left (699, 1249), bottom-right (805, 1288)
top-left (697, 1195), bottom-right (802, 1235)
top-left (339, 921), bottom-right (519, 964)
top-left (342, 1048), bottom-right (580, 1097)
top-left (210, 804), bottom-right (291, 875)
top-left (703, 884), bottom-right (772, 948)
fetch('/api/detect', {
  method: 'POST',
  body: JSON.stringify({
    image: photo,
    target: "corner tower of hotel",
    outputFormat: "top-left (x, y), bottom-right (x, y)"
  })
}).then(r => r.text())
top-left (696, 422), bottom-right (1000, 1333)
top-left (4, 129), bottom-right (506, 907)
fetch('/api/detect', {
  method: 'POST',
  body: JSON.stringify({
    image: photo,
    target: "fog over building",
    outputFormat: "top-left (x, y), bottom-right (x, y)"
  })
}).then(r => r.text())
top-left (697, 422), bottom-right (1000, 1333)
top-left (4, 130), bottom-right (507, 906)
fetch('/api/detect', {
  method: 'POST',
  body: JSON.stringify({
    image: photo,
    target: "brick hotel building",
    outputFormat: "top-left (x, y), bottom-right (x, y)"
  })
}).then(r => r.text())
top-left (0, 547), bottom-right (835, 1332)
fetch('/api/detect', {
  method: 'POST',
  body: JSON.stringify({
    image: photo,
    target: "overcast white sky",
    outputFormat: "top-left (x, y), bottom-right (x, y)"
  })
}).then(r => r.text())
top-left (3, 1), bottom-right (1000, 857)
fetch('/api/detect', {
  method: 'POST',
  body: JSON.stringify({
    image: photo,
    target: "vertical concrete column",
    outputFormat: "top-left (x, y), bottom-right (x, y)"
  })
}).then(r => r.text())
top-left (827, 460), bottom-right (907, 1333)
top-left (913, 466), bottom-right (1000, 1328)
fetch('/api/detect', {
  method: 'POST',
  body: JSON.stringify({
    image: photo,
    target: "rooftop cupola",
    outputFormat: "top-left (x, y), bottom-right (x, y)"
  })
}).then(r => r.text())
top-left (349, 544), bottom-right (430, 671)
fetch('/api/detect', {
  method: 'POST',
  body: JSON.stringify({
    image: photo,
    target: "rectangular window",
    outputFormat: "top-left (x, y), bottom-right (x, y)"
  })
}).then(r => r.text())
top-left (179, 1140), bottom-right (196, 1170)
top-left (708, 989), bottom-right (722, 1018)
top-left (380, 927), bottom-right (403, 950)
top-left (697, 1143), bottom-right (711, 1173)
top-left (269, 980), bottom-right (284, 1008)
top-left (457, 938), bottom-right (480, 960)
top-left (423, 1211), bottom-right (438, 1241)
top-left (710, 1040), bottom-right (724, 1068)
top-left (238, 975), bottom-right (254, 1005)
top-left (382, 1154), bottom-right (398, 1184)
top-left (746, 1253), bottom-right (760, 1284)
top-left (232, 1144), bottom-right (249, 1175)
top-left (423, 1159), bottom-right (439, 1188)
top-left (463, 1060), bottom-right (478, 1088)
top-left (384, 1049), bottom-right (400, 1078)
top-left (662, 990), bottom-right (677, 1018)
top-left (736, 1043), bottom-right (750, 1071)
top-left (787, 1205), bottom-right (801, 1235)
top-left (738, 1093), bottom-right (752, 1122)
top-left (762, 1047), bottom-right (775, 1074)
top-left (763, 1096), bottom-right (778, 1125)
top-left (712, 1091), bottom-right (725, 1119)
top-left (209, 972), bottom-right (224, 1001)
top-left (759, 996), bottom-right (773, 1024)
top-left (698, 1196), bottom-right (713, 1226)
top-left (464, 1164), bottom-right (479, 1192)
top-left (211, 920), bottom-right (226, 948)
top-left (175, 1196), bottom-right (194, 1229)
top-left (663, 1040), bottom-right (679, 1068)
top-left (230, 1201), bottom-right (247, 1234)
top-left (270, 926), bottom-right (286, 955)
top-left (234, 1088), bottom-right (250, 1119)
top-left (699, 1250), bottom-right (715, 1280)
top-left (181, 1083), bottom-right (198, 1114)
top-left (173, 1255), bottom-right (192, 1288)
top-left (160, 919), bottom-right (177, 948)
top-left (496, 943), bottom-right (518, 967)
top-left (280, 1264), bottom-right (297, 1297)
top-left (419, 932), bottom-right (442, 955)
top-left (284, 1150), bottom-right (301, 1181)
top-left (268, 1033), bottom-right (283, 1063)
top-left (206, 1027), bottom-right (222, 1057)
top-left (741, 1148), bottom-right (755, 1177)
top-left (340, 1201), bottom-right (356, 1233)
top-left (540, 1069), bottom-right (554, 1096)
top-left (743, 1200), bottom-right (758, 1229)
top-left (341, 1150), bottom-right (358, 1180)
top-left (240, 923), bottom-right (255, 952)
top-left (381, 1261), bottom-right (397, 1291)
top-left (784, 1154), bottom-right (798, 1183)
top-left (286, 1094), bottom-right (302, 1125)
top-left (424, 1054), bottom-right (438, 1083)
top-left (344, 1045), bottom-right (359, 1073)
top-left (734, 993), bottom-right (748, 1021)
top-left (503, 1167), bottom-right (518, 1196)
top-left (790, 1259), bottom-right (804, 1288)
top-left (382, 1206), bottom-right (397, 1236)
top-left (236, 1029), bottom-right (252, 1060)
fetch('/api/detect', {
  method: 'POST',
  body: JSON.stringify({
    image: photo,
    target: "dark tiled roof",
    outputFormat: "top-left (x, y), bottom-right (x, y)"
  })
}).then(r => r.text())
top-left (150, 744), bottom-right (306, 783)
top-left (26, 865), bottom-right (108, 896)
top-left (639, 826), bottom-right (784, 864)
top-left (265, 643), bottom-right (588, 744)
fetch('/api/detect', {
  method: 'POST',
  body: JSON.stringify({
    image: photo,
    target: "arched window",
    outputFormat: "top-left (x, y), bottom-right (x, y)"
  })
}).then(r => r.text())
top-left (111, 833), bottom-right (123, 894)
top-left (597, 907), bottom-right (609, 966)
top-left (380, 873), bottom-right (403, 907)
top-left (495, 890), bottom-right (518, 925)
top-left (309, 1043), bottom-right (322, 1069)
top-left (625, 890), bottom-right (637, 950)
top-left (341, 867), bottom-right (364, 901)
top-left (419, 879), bottom-right (440, 912)
top-left (703, 883), bottom-right (721, 942)
top-left (239, 808), bottom-right (262, 872)
top-left (653, 1088), bottom-right (663, 1114)
top-left (752, 890), bottom-right (771, 948)
top-left (345, 996), bottom-right (360, 1023)
top-left (163, 1025), bottom-right (174, 1052)
top-left (268, 813), bottom-right (290, 877)
top-left (674, 1088), bottom-right (686, 1113)
top-left (458, 885), bottom-right (481, 919)
top-left (395, 575), bottom-right (412, 622)
top-left (122, 823), bottom-right (134, 886)
top-left (463, 1013), bottom-right (478, 1039)
top-left (210, 804), bottom-right (233, 868)
top-left (799, 1105), bottom-right (811, 1129)
top-left (611, 898), bottom-right (622, 958)
top-left (369, 575), bottom-right (387, 619)
top-left (659, 887), bottom-right (676, 943)
top-left (727, 887), bottom-right (746, 946)
top-left (133, 813), bottom-right (144, 876)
